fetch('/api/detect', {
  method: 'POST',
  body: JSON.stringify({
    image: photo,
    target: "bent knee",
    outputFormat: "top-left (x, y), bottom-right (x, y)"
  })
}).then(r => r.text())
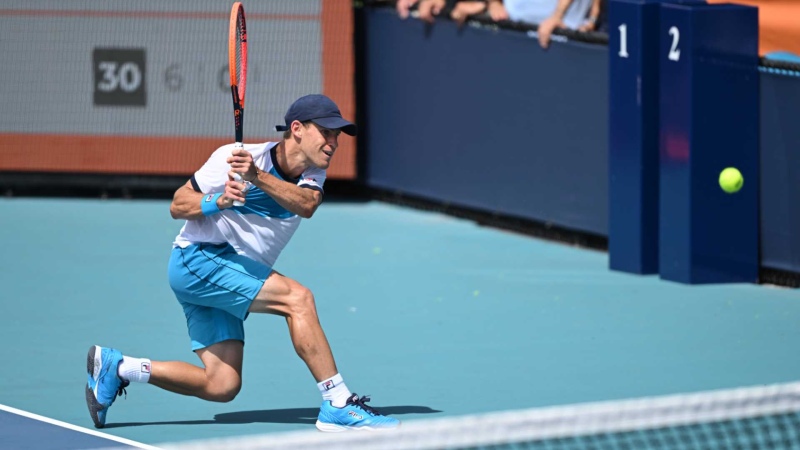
top-left (207, 379), bottom-right (242, 403)
top-left (251, 277), bottom-right (318, 317)
top-left (287, 286), bottom-right (317, 317)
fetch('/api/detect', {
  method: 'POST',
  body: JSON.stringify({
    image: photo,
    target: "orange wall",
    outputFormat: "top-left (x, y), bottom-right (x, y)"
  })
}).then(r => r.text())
top-left (321, 0), bottom-right (357, 179)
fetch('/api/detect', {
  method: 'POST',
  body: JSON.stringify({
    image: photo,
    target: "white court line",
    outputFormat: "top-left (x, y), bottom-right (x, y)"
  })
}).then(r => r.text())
top-left (0, 403), bottom-right (160, 449)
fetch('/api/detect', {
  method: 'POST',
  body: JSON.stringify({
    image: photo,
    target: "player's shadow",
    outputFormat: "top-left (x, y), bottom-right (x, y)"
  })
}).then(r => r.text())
top-left (217, 405), bottom-right (441, 425)
top-left (105, 405), bottom-right (442, 428)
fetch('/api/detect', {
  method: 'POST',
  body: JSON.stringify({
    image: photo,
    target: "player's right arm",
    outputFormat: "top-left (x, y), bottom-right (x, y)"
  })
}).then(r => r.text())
top-left (170, 145), bottom-right (250, 220)
top-left (169, 179), bottom-right (245, 220)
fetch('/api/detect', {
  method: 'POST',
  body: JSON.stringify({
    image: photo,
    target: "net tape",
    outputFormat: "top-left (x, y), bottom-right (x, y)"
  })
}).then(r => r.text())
top-left (153, 381), bottom-right (800, 450)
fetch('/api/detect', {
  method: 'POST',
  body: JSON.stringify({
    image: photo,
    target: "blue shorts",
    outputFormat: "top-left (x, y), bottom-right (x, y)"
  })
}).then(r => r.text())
top-left (168, 243), bottom-right (272, 351)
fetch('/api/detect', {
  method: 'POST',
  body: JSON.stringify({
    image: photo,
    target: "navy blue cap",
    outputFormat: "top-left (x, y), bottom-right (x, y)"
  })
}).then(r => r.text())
top-left (275, 94), bottom-right (357, 136)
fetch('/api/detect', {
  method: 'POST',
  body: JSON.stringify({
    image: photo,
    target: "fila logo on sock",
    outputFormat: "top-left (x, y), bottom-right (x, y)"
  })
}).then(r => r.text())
top-left (141, 362), bottom-right (151, 373)
top-left (323, 380), bottom-right (335, 391)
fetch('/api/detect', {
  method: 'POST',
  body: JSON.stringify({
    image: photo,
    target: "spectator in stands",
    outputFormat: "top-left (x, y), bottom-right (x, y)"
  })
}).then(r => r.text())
top-left (446, 0), bottom-right (602, 48)
top-left (397, 0), bottom-right (450, 23)
top-left (397, 0), bottom-right (506, 24)
top-left (593, 0), bottom-right (607, 33)
top-left (397, 0), bottom-right (420, 19)
top-left (451, 0), bottom-right (508, 25)
top-left (507, 0), bottom-right (601, 48)
top-left (397, 0), bottom-right (603, 46)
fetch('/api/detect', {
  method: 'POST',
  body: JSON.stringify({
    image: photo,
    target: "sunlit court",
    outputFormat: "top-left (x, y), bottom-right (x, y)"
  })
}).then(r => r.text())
top-left (1, 0), bottom-right (799, 449)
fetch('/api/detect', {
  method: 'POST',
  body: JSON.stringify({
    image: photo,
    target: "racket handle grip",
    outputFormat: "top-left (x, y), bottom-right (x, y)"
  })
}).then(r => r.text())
top-left (232, 173), bottom-right (246, 207)
top-left (232, 142), bottom-right (247, 206)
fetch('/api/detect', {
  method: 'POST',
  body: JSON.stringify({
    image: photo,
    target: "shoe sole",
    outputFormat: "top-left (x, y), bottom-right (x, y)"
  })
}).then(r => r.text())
top-left (85, 346), bottom-right (105, 429)
top-left (315, 420), bottom-right (399, 433)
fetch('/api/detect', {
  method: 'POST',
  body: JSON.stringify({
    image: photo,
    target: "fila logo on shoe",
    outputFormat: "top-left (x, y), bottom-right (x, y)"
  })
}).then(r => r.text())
top-left (348, 411), bottom-right (363, 420)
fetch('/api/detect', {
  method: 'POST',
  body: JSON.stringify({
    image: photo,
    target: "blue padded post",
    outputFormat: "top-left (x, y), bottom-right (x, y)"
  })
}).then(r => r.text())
top-left (608, 0), bottom-right (661, 274)
top-left (608, 0), bottom-right (704, 275)
top-left (658, 3), bottom-right (759, 283)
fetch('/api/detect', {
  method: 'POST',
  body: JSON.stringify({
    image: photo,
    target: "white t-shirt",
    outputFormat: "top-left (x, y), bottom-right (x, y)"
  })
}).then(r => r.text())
top-left (173, 141), bottom-right (326, 267)
top-left (505, 0), bottom-right (593, 30)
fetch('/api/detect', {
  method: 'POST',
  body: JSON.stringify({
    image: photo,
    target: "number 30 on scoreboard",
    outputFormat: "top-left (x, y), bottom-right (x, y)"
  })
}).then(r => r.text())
top-left (92, 48), bottom-right (147, 107)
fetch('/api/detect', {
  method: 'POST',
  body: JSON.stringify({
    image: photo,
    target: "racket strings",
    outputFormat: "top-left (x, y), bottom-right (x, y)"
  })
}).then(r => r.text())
top-left (235, 13), bottom-right (246, 103)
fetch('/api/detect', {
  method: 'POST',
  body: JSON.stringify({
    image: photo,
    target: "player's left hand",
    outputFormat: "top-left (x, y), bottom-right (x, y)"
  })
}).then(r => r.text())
top-left (225, 171), bottom-right (249, 204)
top-left (227, 148), bottom-right (258, 182)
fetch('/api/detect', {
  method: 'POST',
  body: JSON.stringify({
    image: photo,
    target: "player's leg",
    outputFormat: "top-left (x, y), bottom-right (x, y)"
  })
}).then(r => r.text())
top-left (169, 243), bottom-right (336, 383)
top-left (166, 245), bottom-right (396, 430)
top-left (250, 271), bottom-right (400, 432)
top-left (86, 322), bottom-right (245, 428)
top-left (249, 271), bottom-right (337, 382)
top-left (85, 243), bottom-right (261, 428)
top-left (144, 243), bottom-right (259, 401)
top-left (92, 338), bottom-right (242, 407)
top-left (148, 338), bottom-right (243, 402)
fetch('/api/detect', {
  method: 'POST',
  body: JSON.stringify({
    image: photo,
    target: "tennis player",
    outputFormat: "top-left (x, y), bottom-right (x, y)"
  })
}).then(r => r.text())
top-left (85, 94), bottom-right (399, 432)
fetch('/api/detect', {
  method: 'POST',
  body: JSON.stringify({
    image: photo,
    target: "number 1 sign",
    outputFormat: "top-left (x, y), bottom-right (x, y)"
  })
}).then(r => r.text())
top-left (608, 0), bottom-right (662, 275)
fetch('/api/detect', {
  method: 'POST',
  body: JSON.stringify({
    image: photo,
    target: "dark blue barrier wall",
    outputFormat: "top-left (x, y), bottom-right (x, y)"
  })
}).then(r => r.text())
top-left (360, 6), bottom-right (800, 275)
top-left (362, 8), bottom-right (609, 235)
top-left (760, 72), bottom-right (800, 273)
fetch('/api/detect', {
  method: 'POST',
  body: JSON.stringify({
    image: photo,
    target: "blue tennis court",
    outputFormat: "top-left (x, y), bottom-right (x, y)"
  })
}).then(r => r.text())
top-left (1, 197), bottom-right (799, 448)
top-left (0, 405), bottom-right (152, 449)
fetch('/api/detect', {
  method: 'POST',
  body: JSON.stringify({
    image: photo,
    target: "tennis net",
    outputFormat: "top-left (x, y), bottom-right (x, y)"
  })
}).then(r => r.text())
top-left (157, 381), bottom-right (800, 450)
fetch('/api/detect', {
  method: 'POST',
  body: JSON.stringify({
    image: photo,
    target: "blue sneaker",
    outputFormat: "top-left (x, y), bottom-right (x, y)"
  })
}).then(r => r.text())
top-left (85, 345), bottom-right (128, 428)
top-left (316, 393), bottom-right (400, 432)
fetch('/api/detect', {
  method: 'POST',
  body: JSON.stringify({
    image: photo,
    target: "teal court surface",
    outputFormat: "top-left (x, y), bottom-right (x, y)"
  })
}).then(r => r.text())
top-left (0, 197), bottom-right (799, 448)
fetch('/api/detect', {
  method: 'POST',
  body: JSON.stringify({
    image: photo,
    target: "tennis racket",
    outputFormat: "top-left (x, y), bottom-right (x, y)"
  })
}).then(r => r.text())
top-left (229, 2), bottom-right (248, 206)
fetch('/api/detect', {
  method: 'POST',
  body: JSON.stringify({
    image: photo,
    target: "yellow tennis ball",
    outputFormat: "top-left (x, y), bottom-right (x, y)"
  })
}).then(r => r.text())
top-left (719, 167), bottom-right (743, 194)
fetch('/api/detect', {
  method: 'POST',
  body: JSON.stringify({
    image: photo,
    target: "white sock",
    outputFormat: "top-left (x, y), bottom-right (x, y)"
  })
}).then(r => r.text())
top-left (117, 356), bottom-right (151, 384)
top-left (317, 373), bottom-right (352, 407)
